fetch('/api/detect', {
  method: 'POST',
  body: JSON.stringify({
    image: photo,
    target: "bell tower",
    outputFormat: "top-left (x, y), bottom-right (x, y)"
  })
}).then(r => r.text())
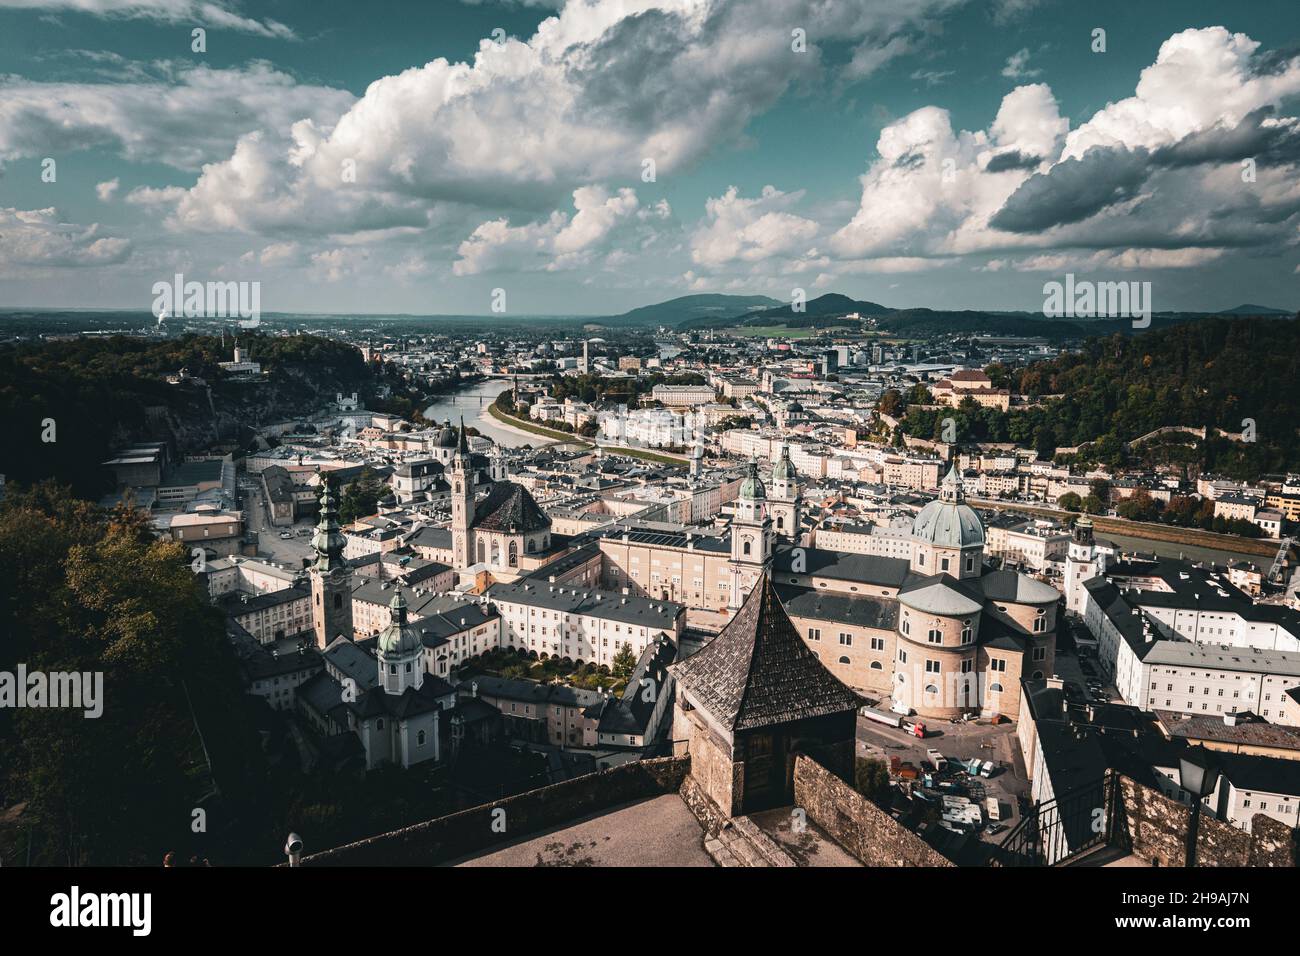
top-left (309, 474), bottom-right (353, 648)
top-left (728, 460), bottom-right (772, 610)
top-left (450, 417), bottom-right (474, 569)
top-left (768, 444), bottom-right (801, 543)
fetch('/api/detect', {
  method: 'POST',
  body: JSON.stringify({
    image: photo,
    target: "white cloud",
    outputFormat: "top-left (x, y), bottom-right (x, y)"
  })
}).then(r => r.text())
top-left (689, 186), bottom-right (819, 268)
top-left (0, 61), bottom-right (353, 171)
top-left (161, 0), bottom-right (962, 235)
top-left (1000, 48), bottom-right (1040, 80)
top-left (95, 177), bottom-right (120, 201)
top-left (0, 207), bottom-right (132, 273)
top-left (0, 0), bottom-right (295, 38)
top-left (832, 28), bottom-right (1300, 266)
top-left (1062, 27), bottom-right (1300, 161)
top-left (453, 186), bottom-right (659, 276)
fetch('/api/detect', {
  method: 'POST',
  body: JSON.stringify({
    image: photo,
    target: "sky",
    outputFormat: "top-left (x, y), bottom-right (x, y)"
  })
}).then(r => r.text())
top-left (0, 0), bottom-right (1298, 317)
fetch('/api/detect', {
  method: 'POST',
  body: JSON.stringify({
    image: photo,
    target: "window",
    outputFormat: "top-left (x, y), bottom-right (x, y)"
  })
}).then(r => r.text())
top-left (839, 633), bottom-right (852, 646)
top-left (898, 649), bottom-right (908, 664)
top-left (925, 659), bottom-right (941, 674)
top-left (871, 637), bottom-right (885, 651)
top-left (870, 661), bottom-right (883, 670)
top-left (808, 628), bottom-right (821, 642)
top-left (990, 659), bottom-right (1006, 672)
top-left (417, 730), bottom-right (426, 746)
top-left (838, 656), bottom-right (850, 665)
top-left (940, 557), bottom-right (950, 572)
top-left (742, 539), bottom-right (752, 556)
top-left (990, 682), bottom-right (1004, 693)
top-left (961, 626), bottom-right (973, 645)
top-left (1032, 646), bottom-right (1046, 662)
top-left (927, 628), bottom-right (942, 644)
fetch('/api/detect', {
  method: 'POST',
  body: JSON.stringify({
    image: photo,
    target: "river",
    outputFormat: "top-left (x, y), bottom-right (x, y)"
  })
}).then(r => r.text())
top-left (423, 379), bottom-right (537, 448)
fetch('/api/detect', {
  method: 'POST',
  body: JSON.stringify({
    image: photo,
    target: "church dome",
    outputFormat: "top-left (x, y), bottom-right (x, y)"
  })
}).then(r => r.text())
top-left (772, 447), bottom-right (795, 482)
top-left (377, 590), bottom-right (423, 658)
top-left (739, 461), bottom-right (766, 500)
top-left (434, 420), bottom-right (458, 447)
top-left (912, 464), bottom-right (984, 548)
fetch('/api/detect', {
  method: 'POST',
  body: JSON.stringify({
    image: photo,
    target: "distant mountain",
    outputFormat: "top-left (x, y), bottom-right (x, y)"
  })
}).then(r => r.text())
top-left (1217, 303), bottom-right (1294, 316)
top-left (752, 292), bottom-right (894, 319)
top-left (598, 293), bottom-right (782, 326)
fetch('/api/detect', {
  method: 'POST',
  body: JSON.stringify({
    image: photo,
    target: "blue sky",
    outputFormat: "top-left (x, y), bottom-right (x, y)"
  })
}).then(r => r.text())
top-left (0, 0), bottom-right (1298, 316)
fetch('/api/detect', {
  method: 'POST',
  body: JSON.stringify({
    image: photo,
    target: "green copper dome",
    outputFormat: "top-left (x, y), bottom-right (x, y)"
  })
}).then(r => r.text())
top-left (377, 590), bottom-right (423, 658)
top-left (739, 460), bottom-right (766, 500)
top-left (772, 445), bottom-right (795, 482)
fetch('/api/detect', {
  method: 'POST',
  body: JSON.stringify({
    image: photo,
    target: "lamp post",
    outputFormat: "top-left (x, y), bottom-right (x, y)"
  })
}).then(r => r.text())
top-left (1177, 746), bottom-right (1220, 867)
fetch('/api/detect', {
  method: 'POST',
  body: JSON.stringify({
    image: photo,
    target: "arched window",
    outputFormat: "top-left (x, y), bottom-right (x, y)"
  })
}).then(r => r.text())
top-left (417, 730), bottom-right (426, 746)
top-left (376, 718), bottom-right (385, 730)
top-left (743, 539), bottom-right (752, 556)
top-left (333, 593), bottom-right (342, 610)
top-left (526, 539), bottom-right (536, 553)
top-left (508, 541), bottom-right (518, 567)
top-left (477, 540), bottom-right (486, 563)
top-left (870, 661), bottom-right (883, 670)
top-left (990, 682), bottom-right (1004, 694)
top-left (776, 515), bottom-right (784, 530)
top-left (491, 539), bottom-right (501, 565)
top-left (925, 684), bottom-right (939, 695)
top-left (1032, 671), bottom-right (1043, 679)
top-left (838, 656), bottom-right (850, 664)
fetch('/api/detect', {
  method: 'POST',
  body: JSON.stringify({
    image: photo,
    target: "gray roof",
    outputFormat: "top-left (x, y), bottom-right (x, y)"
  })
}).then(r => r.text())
top-left (912, 498), bottom-right (985, 548)
top-left (979, 568), bottom-right (1061, 605)
top-left (489, 579), bottom-right (682, 630)
top-left (669, 573), bottom-right (861, 732)
top-left (898, 575), bottom-right (983, 617)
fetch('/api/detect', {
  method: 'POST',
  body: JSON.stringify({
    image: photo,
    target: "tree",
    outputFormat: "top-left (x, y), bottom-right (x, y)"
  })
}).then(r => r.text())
top-left (1081, 494), bottom-right (1105, 515)
top-left (611, 642), bottom-right (637, 679)
top-left (1057, 492), bottom-right (1082, 512)
top-left (854, 757), bottom-right (892, 807)
top-left (0, 483), bottom-right (263, 865)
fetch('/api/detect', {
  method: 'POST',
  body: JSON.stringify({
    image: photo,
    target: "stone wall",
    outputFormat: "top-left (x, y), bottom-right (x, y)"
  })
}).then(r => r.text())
top-left (298, 756), bottom-right (689, 866)
top-left (792, 755), bottom-right (955, 867)
top-left (1117, 775), bottom-right (1296, 867)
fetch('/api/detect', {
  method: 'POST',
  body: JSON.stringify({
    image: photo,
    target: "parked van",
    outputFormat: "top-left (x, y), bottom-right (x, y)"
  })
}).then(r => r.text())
top-left (985, 797), bottom-right (1001, 821)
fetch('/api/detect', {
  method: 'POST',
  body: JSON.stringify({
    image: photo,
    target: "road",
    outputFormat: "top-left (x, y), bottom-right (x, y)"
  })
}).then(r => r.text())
top-left (238, 478), bottom-right (316, 569)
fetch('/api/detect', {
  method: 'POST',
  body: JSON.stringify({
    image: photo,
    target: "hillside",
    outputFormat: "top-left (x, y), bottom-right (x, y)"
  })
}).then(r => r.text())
top-left (599, 293), bottom-right (781, 326)
top-left (0, 333), bottom-right (373, 497)
top-left (890, 317), bottom-right (1300, 479)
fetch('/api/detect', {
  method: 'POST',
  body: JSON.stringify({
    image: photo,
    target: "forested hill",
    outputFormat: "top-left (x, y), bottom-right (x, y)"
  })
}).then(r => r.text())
top-left (0, 333), bottom-right (370, 497)
top-left (1021, 318), bottom-right (1300, 475)
top-left (894, 318), bottom-right (1300, 479)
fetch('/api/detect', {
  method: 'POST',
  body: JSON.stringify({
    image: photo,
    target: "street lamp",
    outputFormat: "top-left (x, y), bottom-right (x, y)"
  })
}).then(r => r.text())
top-left (1177, 746), bottom-right (1220, 867)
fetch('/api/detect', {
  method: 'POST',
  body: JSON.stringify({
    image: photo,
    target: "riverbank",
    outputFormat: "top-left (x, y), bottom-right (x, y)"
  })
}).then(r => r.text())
top-left (487, 402), bottom-right (687, 468)
top-left (970, 497), bottom-right (1281, 563)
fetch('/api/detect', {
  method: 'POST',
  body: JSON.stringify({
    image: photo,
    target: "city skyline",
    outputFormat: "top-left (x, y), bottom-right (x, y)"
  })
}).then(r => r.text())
top-left (0, 0), bottom-right (1298, 317)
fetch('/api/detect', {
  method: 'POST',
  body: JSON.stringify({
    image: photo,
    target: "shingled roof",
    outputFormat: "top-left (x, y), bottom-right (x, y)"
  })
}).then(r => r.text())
top-left (472, 480), bottom-right (551, 534)
top-left (670, 573), bottom-right (862, 732)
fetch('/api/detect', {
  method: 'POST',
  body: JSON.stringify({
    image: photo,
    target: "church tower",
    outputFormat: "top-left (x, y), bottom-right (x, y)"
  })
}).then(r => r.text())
top-left (309, 474), bottom-right (353, 648)
top-left (728, 461), bottom-right (772, 610)
top-left (1064, 515), bottom-right (1102, 613)
top-left (376, 590), bottom-right (424, 695)
top-left (489, 442), bottom-right (508, 482)
top-left (450, 417), bottom-right (474, 569)
top-left (768, 443), bottom-right (801, 543)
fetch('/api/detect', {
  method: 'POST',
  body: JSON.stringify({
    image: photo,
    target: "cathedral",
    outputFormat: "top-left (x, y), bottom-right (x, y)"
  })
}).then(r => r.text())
top-left (597, 455), bottom-right (1062, 721)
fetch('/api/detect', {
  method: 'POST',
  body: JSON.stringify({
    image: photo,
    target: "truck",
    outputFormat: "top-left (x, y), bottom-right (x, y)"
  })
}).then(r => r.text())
top-left (985, 797), bottom-right (1002, 821)
top-left (861, 706), bottom-right (926, 738)
top-left (925, 748), bottom-right (946, 772)
top-left (861, 705), bottom-right (902, 728)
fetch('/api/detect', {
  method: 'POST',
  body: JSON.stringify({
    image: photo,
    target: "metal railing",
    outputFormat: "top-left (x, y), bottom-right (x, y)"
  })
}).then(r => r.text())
top-left (993, 772), bottom-right (1123, 866)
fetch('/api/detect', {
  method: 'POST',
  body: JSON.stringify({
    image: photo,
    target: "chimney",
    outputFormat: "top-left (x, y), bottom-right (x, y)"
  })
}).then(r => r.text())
top-left (1224, 711), bottom-right (1238, 727)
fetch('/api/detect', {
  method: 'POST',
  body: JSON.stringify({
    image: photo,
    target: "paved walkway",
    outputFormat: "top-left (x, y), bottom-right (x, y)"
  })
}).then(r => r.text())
top-left (454, 794), bottom-right (713, 867)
